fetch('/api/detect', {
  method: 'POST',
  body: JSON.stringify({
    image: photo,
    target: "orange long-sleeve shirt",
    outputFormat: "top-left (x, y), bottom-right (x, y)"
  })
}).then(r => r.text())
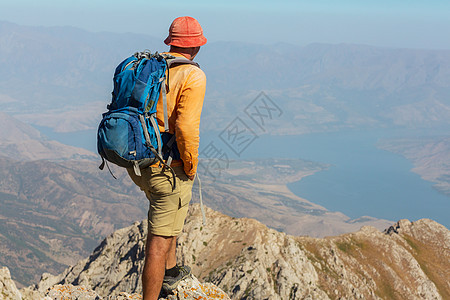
top-left (155, 52), bottom-right (206, 177)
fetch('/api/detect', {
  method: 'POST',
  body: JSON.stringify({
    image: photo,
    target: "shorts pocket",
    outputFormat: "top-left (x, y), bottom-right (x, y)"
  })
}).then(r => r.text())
top-left (148, 168), bottom-right (178, 196)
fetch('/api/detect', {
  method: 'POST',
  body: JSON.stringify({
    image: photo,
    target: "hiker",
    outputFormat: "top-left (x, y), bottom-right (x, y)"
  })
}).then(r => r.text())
top-left (126, 16), bottom-right (207, 300)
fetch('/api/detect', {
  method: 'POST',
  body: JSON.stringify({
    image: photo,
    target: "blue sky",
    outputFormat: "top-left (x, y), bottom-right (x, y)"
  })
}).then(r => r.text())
top-left (1, 0), bottom-right (450, 49)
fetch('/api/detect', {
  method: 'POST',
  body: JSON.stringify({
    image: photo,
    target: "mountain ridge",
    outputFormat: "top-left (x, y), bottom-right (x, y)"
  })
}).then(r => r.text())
top-left (14, 204), bottom-right (449, 299)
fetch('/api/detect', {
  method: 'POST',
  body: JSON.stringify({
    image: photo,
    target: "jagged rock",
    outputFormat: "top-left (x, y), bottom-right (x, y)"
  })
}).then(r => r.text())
top-left (20, 211), bottom-right (229, 299)
top-left (296, 219), bottom-right (449, 300)
top-left (180, 206), bottom-right (449, 299)
top-left (44, 285), bottom-right (146, 300)
top-left (108, 292), bottom-right (142, 300)
top-left (7, 270), bottom-right (227, 300)
top-left (23, 205), bottom-right (450, 300)
top-left (23, 213), bottom-right (230, 299)
top-left (31, 276), bottom-right (228, 300)
top-left (0, 267), bottom-right (22, 300)
top-left (163, 276), bottom-right (229, 300)
top-left (179, 206), bottom-right (327, 299)
top-left (26, 221), bottom-right (147, 297)
top-left (46, 284), bottom-right (101, 299)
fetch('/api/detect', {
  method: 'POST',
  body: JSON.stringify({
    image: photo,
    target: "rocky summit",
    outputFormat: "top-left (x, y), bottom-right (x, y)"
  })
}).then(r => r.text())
top-left (1, 204), bottom-right (449, 299)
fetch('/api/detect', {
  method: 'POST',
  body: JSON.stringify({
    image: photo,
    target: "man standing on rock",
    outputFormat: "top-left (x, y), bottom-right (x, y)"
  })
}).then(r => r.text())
top-left (127, 16), bottom-right (207, 300)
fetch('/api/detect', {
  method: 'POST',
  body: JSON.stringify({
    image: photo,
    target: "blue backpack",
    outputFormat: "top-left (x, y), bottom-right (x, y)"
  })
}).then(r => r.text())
top-left (97, 51), bottom-right (199, 186)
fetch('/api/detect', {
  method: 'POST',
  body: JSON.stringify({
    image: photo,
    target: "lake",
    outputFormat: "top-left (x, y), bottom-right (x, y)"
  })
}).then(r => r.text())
top-left (237, 129), bottom-right (449, 227)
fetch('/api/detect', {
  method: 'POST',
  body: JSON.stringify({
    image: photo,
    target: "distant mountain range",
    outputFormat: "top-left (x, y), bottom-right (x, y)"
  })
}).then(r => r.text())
top-left (1, 21), bottom-right (450, 134)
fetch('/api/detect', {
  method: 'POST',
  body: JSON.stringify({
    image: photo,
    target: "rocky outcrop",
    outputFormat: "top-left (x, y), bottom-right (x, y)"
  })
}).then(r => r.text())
top-left (41, 277), bottom-right (229, 300)
top-left (9, 278), bottom-right (228, 300)
top-left (295, 219), bottom-right (449, 300)
top-left (179, 206), bottom-right (449, 299)
top-left (26, 220), bottom-right (147, 297)
top-left (19, 212), bottom-right (229, 299)
top-left (0, 267), bottom-right (22, 300)
top-left (19, 204), bottom-right (449, 300)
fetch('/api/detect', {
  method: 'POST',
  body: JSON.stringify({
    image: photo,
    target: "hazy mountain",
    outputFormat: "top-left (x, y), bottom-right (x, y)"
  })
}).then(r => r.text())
top-left (378, 136), bottom-right (450, 197)
top-left (18, 205), bottom-right (450, 299)
top-left (0, 21), bottom-right (159, 110)
top-left (0, 112), bottom-right (95, 161)
top-left (1, 21), bottom-right (450, 134)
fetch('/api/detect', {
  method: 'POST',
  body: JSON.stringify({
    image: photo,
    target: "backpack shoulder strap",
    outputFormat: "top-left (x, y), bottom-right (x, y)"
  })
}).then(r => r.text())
top-left (160, 53), bottom-right (200, 69)
top-left (167, 57), bottom-right (200, 69)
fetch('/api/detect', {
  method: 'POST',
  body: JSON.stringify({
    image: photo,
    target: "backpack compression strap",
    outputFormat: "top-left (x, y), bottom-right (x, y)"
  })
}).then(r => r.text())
top-left (139, 114), bottom-right (177, 190)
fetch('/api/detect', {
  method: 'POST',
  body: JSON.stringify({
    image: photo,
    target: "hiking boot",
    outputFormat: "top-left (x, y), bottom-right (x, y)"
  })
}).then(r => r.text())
top-left (162, 265), bottom-right (192, 292)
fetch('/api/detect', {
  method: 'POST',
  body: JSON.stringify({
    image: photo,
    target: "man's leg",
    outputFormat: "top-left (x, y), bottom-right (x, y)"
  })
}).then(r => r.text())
top-left (129, 166), bottom-right (193, 298)
top-left (142, 233), bottom-right (176, 300)
top-left (165, 237), bottom-right (177, 269)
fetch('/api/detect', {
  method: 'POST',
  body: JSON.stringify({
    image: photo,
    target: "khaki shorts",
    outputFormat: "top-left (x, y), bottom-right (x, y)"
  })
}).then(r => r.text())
top-left (127, 165), bottom-right (194, 237)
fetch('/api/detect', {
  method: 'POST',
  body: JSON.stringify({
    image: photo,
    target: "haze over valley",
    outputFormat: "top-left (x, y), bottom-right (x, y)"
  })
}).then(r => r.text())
top-left (2, 21), bottom-right (450, 135)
